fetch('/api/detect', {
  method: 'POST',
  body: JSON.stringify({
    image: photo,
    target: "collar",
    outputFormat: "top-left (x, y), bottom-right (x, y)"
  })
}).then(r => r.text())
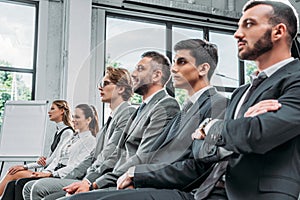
top-left (143, 88), bottom-right (165, 104)
top-left (188, 86), bottom-right (213, 104)
top-left (78, 130), bottom-right (91, 138)
top-left (251, 57), bottom-right (295, 79)
top-left (111, 101), bottom-right (126, 118)
top-left (56, 121), bottom-right (68, 132)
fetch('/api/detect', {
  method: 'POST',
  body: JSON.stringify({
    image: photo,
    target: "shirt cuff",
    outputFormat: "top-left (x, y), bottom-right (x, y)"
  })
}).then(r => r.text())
top-left (84, 178), bottom-right (92, 185)
top-left (128, 166), bottom-right (136, 178)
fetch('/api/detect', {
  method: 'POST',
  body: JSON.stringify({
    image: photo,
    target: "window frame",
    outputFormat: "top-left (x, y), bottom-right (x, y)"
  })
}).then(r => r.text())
top-left (0, 0), bottom-right (39, 100)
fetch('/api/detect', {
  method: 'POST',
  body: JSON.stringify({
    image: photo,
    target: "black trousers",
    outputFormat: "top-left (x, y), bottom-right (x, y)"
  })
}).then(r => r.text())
top-left (1, 177), bottom-right (40, 200)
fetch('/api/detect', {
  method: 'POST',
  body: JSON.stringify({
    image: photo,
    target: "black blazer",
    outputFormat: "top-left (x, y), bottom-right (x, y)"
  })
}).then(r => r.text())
top-left (208, 59), bottom-right (300, 199)
top-left (133, 87), bottom-right (228, 190)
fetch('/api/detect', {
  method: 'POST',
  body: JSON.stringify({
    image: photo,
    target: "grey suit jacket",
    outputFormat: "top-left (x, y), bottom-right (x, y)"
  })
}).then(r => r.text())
top-left (132, 88), bottom-right (228, 189)
top-left (205, 59), bottom-right (300, 199)
top-left (90, 89), bottom-right (180, 188)
top-left (64, 102), bottom-right (135, 180)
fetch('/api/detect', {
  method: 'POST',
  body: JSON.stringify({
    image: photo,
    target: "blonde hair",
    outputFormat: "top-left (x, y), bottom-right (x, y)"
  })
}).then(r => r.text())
top-left (52, 100), bottom-right (73, 129)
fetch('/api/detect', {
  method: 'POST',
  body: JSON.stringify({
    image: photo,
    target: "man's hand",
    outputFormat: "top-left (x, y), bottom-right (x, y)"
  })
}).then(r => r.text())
top-left (191, 128), bottom-right (206, 140)
top-left (37, 156), bottom-right (47, 166)
top-left (63, 181), bottom-right (82, 195)
top-left (191, 118), bottom-right (212, 140)
top-left (8, 165), bottom-right (26, 175)
top-left (117, 172), bottom-right (134, 190)
top-left (30, 171), bottom-right (52, 178)
top-left (244, 100), bottom-right (281, 117)
top-left (63, 180), bottom-right (90, 195)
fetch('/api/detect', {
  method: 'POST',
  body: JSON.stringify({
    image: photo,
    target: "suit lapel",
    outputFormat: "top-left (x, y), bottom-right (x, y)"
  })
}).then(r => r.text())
top-left (161, 88), bottom-right (215, 146)
top-left (244, 59), bottom-right (299, 108)
top-left (226, 85), bottom-right (249, 119)
top-left (124, 90), bottom-right (167, 141)
top-left (106, 102), bottom-right (130, 139)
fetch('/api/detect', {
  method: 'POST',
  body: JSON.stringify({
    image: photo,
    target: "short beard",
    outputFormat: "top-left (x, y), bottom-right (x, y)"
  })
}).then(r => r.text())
top-left (134, 84), bottom-right (149, 96)
top-left (239, 29), bottom-right (273, 60)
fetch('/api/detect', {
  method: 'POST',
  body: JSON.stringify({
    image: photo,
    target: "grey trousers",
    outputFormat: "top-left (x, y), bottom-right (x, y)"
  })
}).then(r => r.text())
top-left (22, 178), bottom-right (78, 200)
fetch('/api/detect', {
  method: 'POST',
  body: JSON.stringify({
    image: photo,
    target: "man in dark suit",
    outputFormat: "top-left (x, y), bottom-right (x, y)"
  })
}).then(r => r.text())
top-left (25, 51), bottom-right (180, 199)
top-left (194, 1), bottom-right (300, 199)
top-left (58, 39), bottom-right (228, 200)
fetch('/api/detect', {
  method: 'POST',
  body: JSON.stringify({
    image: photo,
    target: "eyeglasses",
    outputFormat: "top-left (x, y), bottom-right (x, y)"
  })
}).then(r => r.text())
top-left (97, 80), bottom-right (114, 88)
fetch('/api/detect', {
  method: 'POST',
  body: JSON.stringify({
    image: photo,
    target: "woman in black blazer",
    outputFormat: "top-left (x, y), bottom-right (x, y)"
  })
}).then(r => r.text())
top-left (0, 100), bottom-right (74, 199)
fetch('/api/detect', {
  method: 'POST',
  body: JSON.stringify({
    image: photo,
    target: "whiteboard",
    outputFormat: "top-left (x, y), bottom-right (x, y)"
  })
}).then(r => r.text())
top-left (0, 100), bottom-right (48, 157)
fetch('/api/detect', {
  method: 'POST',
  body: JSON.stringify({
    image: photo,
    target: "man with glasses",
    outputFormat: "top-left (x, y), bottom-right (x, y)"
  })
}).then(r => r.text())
top-left (24, 51), bottom-right (180, 200)
top-left (56, 39), bottom-right (228, 200)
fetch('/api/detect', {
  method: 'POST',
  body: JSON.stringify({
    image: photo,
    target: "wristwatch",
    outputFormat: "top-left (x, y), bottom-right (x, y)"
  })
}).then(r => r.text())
top-left (89, 183), bottom-right (94, 191)
top-left (198, 118), bottom-right (212, 136)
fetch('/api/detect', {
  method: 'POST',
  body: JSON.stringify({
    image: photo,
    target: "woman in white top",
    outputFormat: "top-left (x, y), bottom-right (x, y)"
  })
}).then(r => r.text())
top-left (0, 103), bottom-right (97, 199)
top-left (0, 100), bottom-right (73, 197)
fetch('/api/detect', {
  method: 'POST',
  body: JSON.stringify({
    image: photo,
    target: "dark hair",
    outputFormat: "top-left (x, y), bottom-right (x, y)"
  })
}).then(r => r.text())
top-left (106, 66), bottom-right (133, 101)
top-left (52, 100), bottom-right (73, 129)
top-left (75, 104), bottom-right (99, 136)
top-left (243, 1), bottom-right (298, 45)
top-left (174, 39), bottom-right (218, 80)
top-left (141, 51), bottom-right (171, 85)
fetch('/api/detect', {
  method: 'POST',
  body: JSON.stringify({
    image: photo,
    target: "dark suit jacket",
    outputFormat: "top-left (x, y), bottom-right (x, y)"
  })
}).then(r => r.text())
top-left (206, 59), bottom-right (300, 200)
top-left (132, 87), bottom-right (228, 190)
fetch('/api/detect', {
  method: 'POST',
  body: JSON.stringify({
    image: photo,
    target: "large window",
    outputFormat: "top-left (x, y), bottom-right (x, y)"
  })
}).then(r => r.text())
top-left (95, 7), bottom-right (241, 119)
top-left (0, 1), bottom-right (38, 129)
top-left (104, 13), bottom-right (239, 104)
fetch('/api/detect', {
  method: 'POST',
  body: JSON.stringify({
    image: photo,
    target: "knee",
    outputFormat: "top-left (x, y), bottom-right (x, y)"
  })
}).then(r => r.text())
top-left (23, 181), bottom-right (34, 200)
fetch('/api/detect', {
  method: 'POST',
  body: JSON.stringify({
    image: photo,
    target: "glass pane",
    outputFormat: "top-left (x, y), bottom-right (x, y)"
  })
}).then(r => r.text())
top-left (0, 2), bottom-right (36, 69)
top-left (209, 31), bottom-right (239, 88)
top-left (0, 71), bottom-right (32, 129)
top-left (172, 26), bottom-right (203, 105)
top-left (106, 17), bottom-right (166, 73)
top-left (244, 60), bottom-right (257, 84)
top-left (172, 25), bottom-right (203, 46)
top-left (106, 16), bottom-right (166, 104)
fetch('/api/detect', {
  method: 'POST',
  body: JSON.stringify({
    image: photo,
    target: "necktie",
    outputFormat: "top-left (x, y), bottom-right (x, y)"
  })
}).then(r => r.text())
top-left (181, 100), bottom-right (193, 114)
top-left (105, 116), bottom-right (112, 130)
top-left (136, 102), bottom-right (146, 116)
top-left (164, 100), bottom-right (193, 141)
top-left (237, 72), bottom-right (267, 118)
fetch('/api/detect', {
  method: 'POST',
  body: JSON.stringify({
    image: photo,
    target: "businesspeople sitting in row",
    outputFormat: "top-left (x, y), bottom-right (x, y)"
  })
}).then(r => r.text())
top-left (54, 39), bottom-right (229, 200)
top-left (2, 0), bottom-right (300, 199)
top-left (0, 100), bottom-right (74, 199)
top-left (21, 67), bottom-right (136, 200)
top-left (0, 103), bottom-right (97, 200)
top-left (23, 51), bottom-right (181, 200)
top-left (57, 1), bottom-right (300, 200)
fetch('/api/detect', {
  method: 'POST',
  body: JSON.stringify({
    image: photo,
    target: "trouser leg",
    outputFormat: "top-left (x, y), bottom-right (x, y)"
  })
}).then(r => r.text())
top-left (29, 178), bottom-right (77, 200)
top-left (1, 180), bottom-right (16, 200)
top-left (15, 177), bottom-right (40, 200)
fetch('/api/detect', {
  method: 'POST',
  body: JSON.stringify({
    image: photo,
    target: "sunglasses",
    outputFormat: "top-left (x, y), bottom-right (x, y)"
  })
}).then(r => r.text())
top-left (97, 80), bottom-right (114, 88)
